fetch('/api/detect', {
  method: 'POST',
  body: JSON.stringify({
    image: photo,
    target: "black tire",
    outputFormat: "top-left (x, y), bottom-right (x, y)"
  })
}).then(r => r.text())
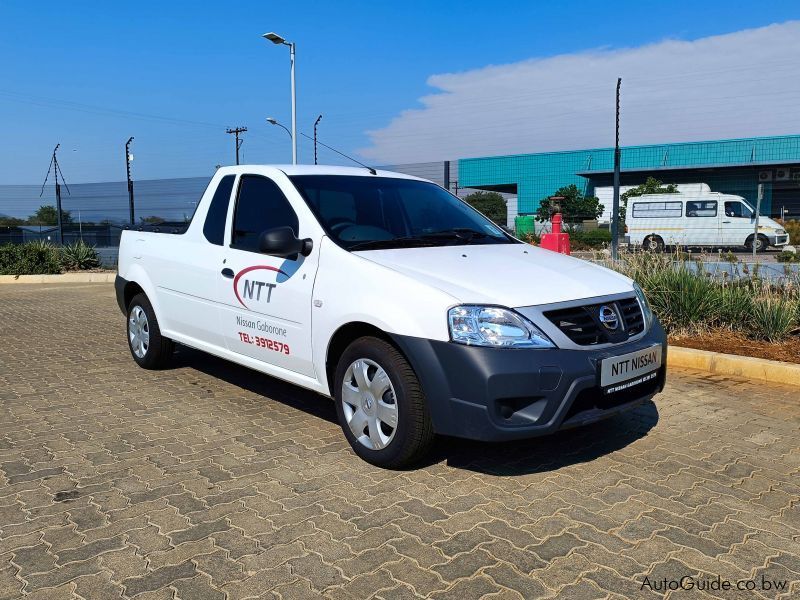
top-left (126, 293), bottom-right (174, 369)
top-left (745, 234), bottom-right (769, 253)
top-left (334, 337), bottom-right (435, 468)
top-left (643, 235), bottom-right (665, 252)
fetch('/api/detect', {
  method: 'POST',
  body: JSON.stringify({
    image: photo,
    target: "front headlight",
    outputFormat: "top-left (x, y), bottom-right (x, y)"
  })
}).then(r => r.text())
top-left (776, 229), bottom-right (786, 235)
top-left (633, 283), bottom-right (654, 331)
top-left (447, 305), bottom-right (554, 348)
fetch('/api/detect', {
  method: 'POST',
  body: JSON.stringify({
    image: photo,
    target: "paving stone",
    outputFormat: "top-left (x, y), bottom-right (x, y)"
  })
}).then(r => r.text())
top-left (122, 561), bottom-right (197, 597)
top-left (1, 284), bottom-right (799, 599)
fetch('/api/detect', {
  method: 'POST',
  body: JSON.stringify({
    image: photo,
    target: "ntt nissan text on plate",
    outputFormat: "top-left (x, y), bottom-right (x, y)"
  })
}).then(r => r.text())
top-left (116, 165), bottom-right (667, 467)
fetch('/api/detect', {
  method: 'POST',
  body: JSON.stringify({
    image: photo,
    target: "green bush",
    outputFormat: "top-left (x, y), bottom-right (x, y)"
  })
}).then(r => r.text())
top-left (779, 219), bottom-right (800, 243)
top-left (60, 240), bottom-right (100, 271)
top-left (0, 242), bottom-right (62, 275)
top-left (608, 250), bottom-right (799, 341)
top-left (776, 250), bottom-right (799, 263)
top-left (645, 265), bottom-right (720, 334)
top-left (750, 296), bottom-right (798, 342)
top-left (569, 228), bottom-right (611, 250)
top-left (717, 283), bottom-right (754, 330)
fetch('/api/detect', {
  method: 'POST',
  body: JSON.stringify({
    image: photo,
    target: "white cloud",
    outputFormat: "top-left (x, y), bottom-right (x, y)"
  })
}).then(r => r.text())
top-left (359, 22), bottom-right (800, 163)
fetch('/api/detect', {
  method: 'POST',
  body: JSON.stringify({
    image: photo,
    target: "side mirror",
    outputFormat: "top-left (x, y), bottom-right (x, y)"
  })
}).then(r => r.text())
top-left (258, 226), bottom-right (313, 258)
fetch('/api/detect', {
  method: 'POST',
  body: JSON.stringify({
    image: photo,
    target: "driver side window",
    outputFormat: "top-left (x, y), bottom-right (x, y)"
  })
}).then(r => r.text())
top-left (231, 175), bottom-right (299, 252)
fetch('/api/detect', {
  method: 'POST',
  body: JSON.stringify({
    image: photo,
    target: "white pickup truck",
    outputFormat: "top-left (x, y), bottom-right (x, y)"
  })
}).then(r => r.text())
top-left (116, 165), bottom-right (666, 467)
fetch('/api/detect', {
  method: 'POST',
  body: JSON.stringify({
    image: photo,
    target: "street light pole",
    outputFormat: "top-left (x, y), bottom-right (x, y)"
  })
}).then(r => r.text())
top-left (289, 41), bottom-right (297, 165)
top-left (263, 32), bottom-right (298, 164)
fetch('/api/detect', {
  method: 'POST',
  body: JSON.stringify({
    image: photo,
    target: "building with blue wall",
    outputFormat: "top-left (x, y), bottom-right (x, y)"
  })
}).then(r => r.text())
top-left (458, 135), bottom-right (800, 218)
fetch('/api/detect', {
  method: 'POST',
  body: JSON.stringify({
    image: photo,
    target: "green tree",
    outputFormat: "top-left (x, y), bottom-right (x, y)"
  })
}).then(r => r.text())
top-left (29, 204), bottom-right (73, 226)
top-left (0, 215), bottom-right (26, 227)
top-left (619, 177), bottom-right (678, 222)
top-left (462, 191), bottom-right (507, 226)
top-left (139, 216), bottom-right (165, 225)
top-left (535, 184), bottom-right (603, 227)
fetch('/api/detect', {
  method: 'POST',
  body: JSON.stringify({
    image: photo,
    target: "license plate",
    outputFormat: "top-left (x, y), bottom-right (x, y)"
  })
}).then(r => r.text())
top-left (600, 345), bottom-right (662, 394)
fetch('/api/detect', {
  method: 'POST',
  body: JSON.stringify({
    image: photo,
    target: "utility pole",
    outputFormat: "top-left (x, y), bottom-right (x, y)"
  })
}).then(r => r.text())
top-left (226, 127), bottom-right (247, 165)
top-left (126, 137), bottom-right (135, 225)
top-left (40, 143), bottom-right (70, 244)
top-left (611, 77), bottom-right (622, 260)
top-left (451, 180), bottom-right (459, 196)
top-left (313, 114), bottom-right (323, 165)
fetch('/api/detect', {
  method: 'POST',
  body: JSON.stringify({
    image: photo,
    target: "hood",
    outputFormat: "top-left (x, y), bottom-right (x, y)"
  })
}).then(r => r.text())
top-left (355, 243), bottom-right (633, 307)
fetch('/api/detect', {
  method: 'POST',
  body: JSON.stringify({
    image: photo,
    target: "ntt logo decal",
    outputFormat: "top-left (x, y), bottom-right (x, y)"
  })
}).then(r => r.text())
top-left (233, 265), bottom-right (288, 309)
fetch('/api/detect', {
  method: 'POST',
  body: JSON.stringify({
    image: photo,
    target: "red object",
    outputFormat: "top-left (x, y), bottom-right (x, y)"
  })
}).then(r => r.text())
top-left (539, 213), bottom-right (571, 254)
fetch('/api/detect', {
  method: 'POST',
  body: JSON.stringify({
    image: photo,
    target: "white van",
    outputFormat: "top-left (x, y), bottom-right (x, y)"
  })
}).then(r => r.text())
top-left (627, 192), bottom-right (790, 252)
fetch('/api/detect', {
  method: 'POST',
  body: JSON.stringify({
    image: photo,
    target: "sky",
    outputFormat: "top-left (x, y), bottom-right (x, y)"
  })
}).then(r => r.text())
top-left (1, 1), bottom-right (800, 185)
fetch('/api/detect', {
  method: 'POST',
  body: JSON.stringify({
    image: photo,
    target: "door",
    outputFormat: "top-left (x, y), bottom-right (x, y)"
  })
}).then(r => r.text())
top-left (684, 199), bottom-right (719, 246)
top-left (720, 199), bottom-right (754, 247)
top-left (216, 174), bottom-right (318, 378)
top-left (154, 174), bottom-right (235, 348)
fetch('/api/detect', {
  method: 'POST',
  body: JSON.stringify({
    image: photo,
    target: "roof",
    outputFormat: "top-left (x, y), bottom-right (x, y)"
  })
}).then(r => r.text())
top-left (214, 164), bottom-right (428, 181)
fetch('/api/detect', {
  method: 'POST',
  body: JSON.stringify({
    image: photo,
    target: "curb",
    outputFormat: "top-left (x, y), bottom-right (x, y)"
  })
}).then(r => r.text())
top-left (0, 272), bottom-right (115, 284)
top-left (668, 345), bottom-right (800, 383)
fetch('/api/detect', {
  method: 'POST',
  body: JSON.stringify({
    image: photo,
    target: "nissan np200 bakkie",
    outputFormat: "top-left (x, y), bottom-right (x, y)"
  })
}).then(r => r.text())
top-left (116, 165), bottom-right (667, 467)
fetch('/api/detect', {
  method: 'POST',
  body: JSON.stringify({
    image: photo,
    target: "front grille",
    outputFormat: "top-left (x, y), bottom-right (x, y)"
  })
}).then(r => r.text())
top-left (544, 297), bottom-right (644, 346)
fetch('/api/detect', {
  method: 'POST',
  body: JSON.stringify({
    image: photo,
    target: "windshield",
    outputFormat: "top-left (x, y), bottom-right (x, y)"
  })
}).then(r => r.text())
top-left (289, 175), bottom-right (515, 250)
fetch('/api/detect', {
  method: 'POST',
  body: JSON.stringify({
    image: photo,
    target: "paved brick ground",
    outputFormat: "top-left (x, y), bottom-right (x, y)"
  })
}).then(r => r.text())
top-left (0, 283), bottom-right (798, 600)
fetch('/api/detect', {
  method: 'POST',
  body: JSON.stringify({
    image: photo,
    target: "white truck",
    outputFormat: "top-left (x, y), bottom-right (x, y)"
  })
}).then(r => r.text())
top-left (116, 165), bottom-right (666, 467)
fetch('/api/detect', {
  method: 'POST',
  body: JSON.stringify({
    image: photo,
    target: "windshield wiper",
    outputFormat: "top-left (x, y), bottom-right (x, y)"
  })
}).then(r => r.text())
top-left (421, 228), bottom-right (489, 240)
top-left (348, 237), bottom-right (441, 251)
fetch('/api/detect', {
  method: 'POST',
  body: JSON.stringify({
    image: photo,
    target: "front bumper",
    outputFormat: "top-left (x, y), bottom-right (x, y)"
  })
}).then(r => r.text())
top-left (390, 320), bottom-right (667, 442)
top-left (768, 234), bottom-right (790, 247)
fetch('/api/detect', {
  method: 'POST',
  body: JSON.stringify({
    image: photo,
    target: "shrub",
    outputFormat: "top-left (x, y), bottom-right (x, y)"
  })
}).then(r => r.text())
top-left (750, 295), bottom-right (798, 342)
top-left (779, 219), bottom-right (800, 243)
top-left (462, 191), bottom-right (507, 226)
top-left (717, 283), bottom-right (754, 331)
top-left (569, 228), bottom-right (611, 250)
top-left (776, 250), bottom-right (799, 263)
top-left (0, 242), bottom-right (62, 275)
top-left (645, 265), bottom-right (720, 334)
top-left (60, 240), bottom-right (100, 271)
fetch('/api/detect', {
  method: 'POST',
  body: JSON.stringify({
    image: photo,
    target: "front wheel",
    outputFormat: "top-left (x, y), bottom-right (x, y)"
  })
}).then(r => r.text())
top-left (334, 337), bottom-right (434, 468)
top-left (643, 235), bottom-right (665, 252)
top-left (127, 293), bottom-right (174, 369)
top-left (745, 234), bottom-right (769, 253)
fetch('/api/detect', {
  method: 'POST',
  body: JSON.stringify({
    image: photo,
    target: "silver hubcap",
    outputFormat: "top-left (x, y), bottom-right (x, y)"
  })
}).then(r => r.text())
top-left (128, 306), bottom-right (150, 359)
top-left (341, 358), bottom-right (398, 450)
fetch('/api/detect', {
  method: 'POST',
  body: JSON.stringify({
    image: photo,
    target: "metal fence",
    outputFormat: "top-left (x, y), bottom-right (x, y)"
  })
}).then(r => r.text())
top-left (0, 161), bottom-right (486, 249)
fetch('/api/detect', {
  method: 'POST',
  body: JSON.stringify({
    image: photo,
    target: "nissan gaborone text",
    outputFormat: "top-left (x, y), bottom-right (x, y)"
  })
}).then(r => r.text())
top-left (116, 165), bottom-right (667, 467)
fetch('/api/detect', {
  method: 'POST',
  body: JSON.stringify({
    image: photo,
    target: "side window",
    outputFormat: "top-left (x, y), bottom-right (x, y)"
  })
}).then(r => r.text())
top-left (686, 200), bottom-right (717, 218)
top-left (725, 201), bottom-right (752, 218)
top-left (203, 175), bottom-right (235, 245)
top-left (631, 201), bottom-right (683, 218)
top-left (231, 175), bottom-right (299, 252)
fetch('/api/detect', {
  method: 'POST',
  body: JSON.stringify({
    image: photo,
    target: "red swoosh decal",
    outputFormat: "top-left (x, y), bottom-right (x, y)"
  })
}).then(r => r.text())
top-left (233, 265), bottom-right (288, 309)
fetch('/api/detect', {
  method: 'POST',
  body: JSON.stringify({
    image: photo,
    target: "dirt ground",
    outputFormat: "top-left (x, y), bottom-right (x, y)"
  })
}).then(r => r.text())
top-left (670, 330), bottom-right (800, 364)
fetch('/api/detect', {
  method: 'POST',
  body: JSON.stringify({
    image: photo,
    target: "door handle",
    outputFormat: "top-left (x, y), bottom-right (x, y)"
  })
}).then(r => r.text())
top-left (221, 268), bottom-right (234, 279)
top-left (722, 221), bottom-right (731, 223)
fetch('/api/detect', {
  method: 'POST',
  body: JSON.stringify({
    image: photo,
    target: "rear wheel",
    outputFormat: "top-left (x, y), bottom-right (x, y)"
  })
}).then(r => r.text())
top-left (745, 234), bottom-right (769, 253)
top-left (334, 337), bottom-right (434, 468)
top-left (643, 235), bottom-right (665, 252)
top-left (127, 293), bottom-right (174, 369)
